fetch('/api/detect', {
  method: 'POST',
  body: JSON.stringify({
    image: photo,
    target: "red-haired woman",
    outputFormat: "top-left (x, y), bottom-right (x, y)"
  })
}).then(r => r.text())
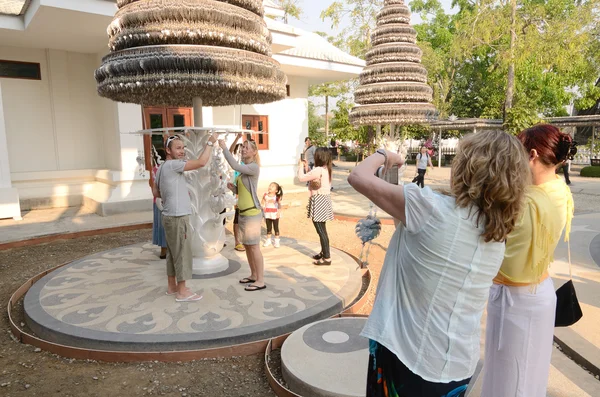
top-left (482, 124), bottom-right (575, 397)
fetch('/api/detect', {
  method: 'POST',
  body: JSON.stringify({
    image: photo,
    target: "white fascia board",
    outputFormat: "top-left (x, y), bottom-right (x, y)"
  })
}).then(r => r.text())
top-left (274, 53), bottom-right (364, 76)
top-left (0, 14), bottom-right (24, 31)
top-left (40, 0), bottom-right (117, 17)
top-left (265, 6), bottom-right (285, 18)
top-left (271, 31), bottom-right (296, 52)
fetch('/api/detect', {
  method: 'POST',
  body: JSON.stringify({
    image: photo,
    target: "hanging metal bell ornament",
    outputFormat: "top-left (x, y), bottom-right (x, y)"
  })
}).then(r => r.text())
top-left (355, 203), bottom-right (382, 268)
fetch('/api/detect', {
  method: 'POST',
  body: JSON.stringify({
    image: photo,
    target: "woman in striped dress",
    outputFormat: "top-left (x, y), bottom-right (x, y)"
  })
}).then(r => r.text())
top-left (298, 147), bottom-right (334, 265)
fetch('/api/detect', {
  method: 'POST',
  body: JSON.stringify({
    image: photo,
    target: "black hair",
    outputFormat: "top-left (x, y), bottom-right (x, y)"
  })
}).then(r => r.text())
top-left (305, 137), bottom-right (311, 143)
top-left (314, 147), bottom-right (333, 182)
top-left (234, 143), bottom-right (243, 155)
top-left (271, 182), bottom-right (283, 201)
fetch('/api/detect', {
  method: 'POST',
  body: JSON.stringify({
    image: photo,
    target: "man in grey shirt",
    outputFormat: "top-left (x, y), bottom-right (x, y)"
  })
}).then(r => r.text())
top-left (153, 133), bottom-right (218, 302)
top-left (304, 137), bottom-right (316, 170)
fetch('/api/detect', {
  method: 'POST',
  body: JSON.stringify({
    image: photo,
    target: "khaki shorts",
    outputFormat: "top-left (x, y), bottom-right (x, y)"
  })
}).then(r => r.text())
top-left (238, 213), bottom-right (262, 246)
top-left (161, 215), bottom-right (192, 282)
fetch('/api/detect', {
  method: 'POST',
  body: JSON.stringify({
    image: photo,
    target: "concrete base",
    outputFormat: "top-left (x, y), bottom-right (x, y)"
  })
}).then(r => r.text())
top-left (23, 239), bottom-right (363, 352)
top-left (83, 195), bottom-right (152, 217)
top-left (0, 187), bottom-right (22, 220)
top-left (192, 253), bottom-right (229, 275)
top-left (282, 318), bottom-right (369, 397)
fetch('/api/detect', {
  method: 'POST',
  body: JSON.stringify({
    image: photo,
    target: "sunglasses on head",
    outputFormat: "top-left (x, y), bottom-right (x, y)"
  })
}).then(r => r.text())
top-left (165, 135), bottom-right (181, 147)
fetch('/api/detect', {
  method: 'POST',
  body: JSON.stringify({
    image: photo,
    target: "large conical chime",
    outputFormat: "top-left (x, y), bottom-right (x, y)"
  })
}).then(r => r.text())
top-left (94, 0), bottom-right (288, 275)
top-left (95, 0), bottom-right (287, 106)
top-left (350, 0), bottom-right (436, 125)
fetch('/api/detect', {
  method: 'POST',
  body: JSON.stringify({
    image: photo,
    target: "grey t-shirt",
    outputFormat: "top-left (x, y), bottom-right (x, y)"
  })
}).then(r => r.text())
top-left (305, 145), bottom-right (316, 165)
top-left (417, 153), bottom-right (429, 170)
top-left (155, 160), bottom-right (191, 216)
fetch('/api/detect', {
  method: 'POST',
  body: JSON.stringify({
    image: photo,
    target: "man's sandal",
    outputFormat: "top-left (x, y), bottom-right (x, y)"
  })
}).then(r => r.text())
top-left (239, 277), bottom-right (256, 284)
top-left (235, 244), bottom-right (246, 252)
top-left (244, 284), bottom-right (267, 291)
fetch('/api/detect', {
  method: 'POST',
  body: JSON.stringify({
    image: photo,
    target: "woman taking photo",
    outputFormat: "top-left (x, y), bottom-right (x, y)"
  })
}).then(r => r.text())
top-left (482, 124), bottom-right (574, 397)
top-left (348, 130), bottom-right (530, 397)
top-left (298, 147), bottom-right (334, 266)
top-left (219, 138), bottom-right (266, 291)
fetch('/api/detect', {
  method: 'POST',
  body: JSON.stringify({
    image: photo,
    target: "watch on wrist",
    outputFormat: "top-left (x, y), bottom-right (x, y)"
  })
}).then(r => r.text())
top-left (376, 149), bottom-right (387, 164)
top-left (206, 140), bottom-right (214, 146)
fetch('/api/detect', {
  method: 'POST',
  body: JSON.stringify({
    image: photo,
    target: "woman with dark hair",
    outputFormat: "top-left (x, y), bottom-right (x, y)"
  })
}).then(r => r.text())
top-left (348, 131), bottom-right (531, 397)
top-left (482, 124), bottom-right (574, 397)
top-left (151, 148), bottom-right (167, 259)
top-left (298, 147), bottom-right (334, 265)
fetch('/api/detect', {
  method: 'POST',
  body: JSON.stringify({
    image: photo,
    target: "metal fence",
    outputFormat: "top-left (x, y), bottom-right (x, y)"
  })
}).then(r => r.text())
top-left (573, 147), bottom-right (599, 165)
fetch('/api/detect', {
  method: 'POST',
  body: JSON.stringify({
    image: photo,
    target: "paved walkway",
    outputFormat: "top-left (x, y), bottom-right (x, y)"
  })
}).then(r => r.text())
top-left (1, 162), bottom-right (599, 394)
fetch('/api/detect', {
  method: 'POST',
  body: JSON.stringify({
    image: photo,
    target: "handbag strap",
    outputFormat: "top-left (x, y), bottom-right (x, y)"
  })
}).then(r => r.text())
top-left (568, 239), bottom-right (572, 279)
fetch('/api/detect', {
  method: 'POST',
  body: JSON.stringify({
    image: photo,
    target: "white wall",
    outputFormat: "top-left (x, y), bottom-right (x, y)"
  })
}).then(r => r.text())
top-left (212, 75), bottom-right (309, 188)
top-left (1, 46), bottom-right (107, 174)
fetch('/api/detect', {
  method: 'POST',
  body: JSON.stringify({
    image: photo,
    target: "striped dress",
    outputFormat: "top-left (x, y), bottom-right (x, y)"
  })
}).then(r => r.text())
top-left (307, 194), bottom-right (334, 222)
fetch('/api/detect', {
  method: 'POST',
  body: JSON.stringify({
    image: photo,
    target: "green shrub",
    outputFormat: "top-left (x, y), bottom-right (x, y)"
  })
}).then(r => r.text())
top-left (580, 166), bottom-right (600, 177)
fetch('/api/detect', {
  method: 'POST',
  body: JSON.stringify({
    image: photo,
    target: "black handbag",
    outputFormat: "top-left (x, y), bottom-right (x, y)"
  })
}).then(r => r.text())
top-left (555, 241), bottom-right (583, 327)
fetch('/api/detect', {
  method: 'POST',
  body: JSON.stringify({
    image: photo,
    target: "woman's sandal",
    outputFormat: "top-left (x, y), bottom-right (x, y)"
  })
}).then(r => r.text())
top-left (239, 277), bottom-right (256, 284)
top-left (245, 284), bottom-right (267, 291)
top-left (235, 244), bottom-right (246, 252)
top-left (313, 258), bottom-right (332, 266)
top-left (312, 252), bottom-right (323, 260)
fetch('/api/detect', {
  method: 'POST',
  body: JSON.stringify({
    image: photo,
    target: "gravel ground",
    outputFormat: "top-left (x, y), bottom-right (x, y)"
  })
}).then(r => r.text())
top-left (1, 177), bottom-right (597, 396)
top-left (0, 193), bottom-right (393, 397)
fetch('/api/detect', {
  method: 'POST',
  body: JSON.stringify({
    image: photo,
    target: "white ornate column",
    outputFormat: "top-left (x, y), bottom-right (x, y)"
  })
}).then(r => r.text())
top-left (186, 98), bottom-right (231, 275)
top-left (0, 81), bottom-right (22, 220)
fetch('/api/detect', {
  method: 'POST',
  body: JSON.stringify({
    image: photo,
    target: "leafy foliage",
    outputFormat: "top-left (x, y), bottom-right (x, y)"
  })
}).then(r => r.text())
top-left (308, 101), bottom-right (326, 146)
top-left (580, 166), bottom-right (600, 177)
top-left (411, 0), bottom-right (600, 129)
top-left (320, 0), bottom-right (383, 58)
top-left (273, 0), bottom-right (303, 24)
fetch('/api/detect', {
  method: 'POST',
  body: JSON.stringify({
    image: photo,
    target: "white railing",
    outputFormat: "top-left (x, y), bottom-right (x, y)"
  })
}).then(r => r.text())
top-left (573, 147), bottom-right (599, 165)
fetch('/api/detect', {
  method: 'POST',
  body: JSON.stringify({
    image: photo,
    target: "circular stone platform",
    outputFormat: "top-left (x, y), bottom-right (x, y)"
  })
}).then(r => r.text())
top-left (281, 317), bottom-right (369, 397)
top-left (24, 239), bottom-right (363, 352)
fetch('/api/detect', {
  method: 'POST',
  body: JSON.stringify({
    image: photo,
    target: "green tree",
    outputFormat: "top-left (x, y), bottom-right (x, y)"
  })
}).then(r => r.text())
top-left (330, 99), bottom-right (370, 144)
top-left (413, 0), bottom-right (600, 132)
top-left (309, 82), bottom-right (349, 138)
top-left (320, 0), bottom-right (383, 58)
top-left (273, 0), bottom-right (303, 24)
top-left (308, 100), bottom-right (326, 145)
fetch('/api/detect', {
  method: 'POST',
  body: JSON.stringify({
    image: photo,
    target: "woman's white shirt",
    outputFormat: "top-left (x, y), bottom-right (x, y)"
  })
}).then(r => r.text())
top-left (361, 184), bottom-right (505, 383)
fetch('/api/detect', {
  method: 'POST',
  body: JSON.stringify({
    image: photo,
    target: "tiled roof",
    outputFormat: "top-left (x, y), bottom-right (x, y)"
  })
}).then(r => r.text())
top-left (0, 0), bottom-right (30, 15)
top-left (279, 31), bottom-right (366, 67)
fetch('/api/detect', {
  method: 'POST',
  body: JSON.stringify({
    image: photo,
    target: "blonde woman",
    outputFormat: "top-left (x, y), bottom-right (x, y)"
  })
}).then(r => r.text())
top-left (348, 131), bottom-right (530, 397)
top-left (482, 125), bottom-right (575, 397)
top-left (219, 139), bottom-right (266, 291)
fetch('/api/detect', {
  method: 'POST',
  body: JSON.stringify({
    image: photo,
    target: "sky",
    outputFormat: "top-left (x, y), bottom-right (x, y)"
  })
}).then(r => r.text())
top-left (289, 1), bottom-right (456, 115)
top-left (291, 0), bottom-right (456, 36)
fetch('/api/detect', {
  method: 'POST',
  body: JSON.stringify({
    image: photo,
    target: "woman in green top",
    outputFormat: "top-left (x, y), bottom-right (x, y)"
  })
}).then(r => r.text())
top-left (220, 139), bottom-right (266, 291)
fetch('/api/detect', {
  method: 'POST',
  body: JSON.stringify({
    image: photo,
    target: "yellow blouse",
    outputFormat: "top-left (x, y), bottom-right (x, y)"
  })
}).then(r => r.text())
top-left (494, 176), bottom-right (573, 286)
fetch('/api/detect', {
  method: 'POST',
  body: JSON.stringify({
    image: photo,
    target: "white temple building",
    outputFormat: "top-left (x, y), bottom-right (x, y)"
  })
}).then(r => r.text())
top-left (0, 0), bottom-right (364, 220)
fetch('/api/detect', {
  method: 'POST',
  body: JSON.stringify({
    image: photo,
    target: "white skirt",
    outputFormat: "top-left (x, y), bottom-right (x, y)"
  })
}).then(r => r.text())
top-left (482, 277), bottom-right (556, 397)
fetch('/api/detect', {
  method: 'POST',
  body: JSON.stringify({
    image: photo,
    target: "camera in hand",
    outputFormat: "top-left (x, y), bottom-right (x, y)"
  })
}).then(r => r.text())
top-left (568, 140), bottom-right (578, 160)
top-left (376, 164), bottom-right (399, 185)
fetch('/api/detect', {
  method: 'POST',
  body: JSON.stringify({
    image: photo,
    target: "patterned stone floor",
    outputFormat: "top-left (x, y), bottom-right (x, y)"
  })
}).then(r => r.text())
top-left (24, 238), bottom-right (363, 352)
